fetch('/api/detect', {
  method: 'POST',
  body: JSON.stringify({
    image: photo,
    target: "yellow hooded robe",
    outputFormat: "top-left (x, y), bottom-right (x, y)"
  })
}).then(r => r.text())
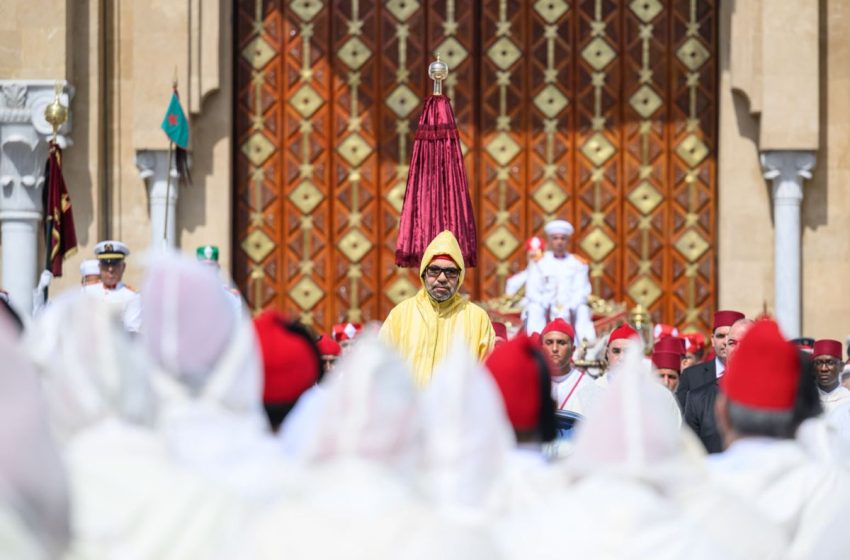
top-left (380, 231), bottom-right (495, 387)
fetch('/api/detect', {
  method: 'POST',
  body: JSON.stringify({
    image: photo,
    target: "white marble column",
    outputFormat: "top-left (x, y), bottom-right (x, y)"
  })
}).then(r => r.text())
top-left (135, 150), bottom-right (181, 250)
top-left (760, 151), bottom-right (816, 339)
top-left (0, 81), bottom-right (72, 313)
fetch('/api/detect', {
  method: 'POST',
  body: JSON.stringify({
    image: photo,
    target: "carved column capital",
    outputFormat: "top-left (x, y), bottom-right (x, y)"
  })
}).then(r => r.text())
top-left (0, 80), bottom-right (74, 217)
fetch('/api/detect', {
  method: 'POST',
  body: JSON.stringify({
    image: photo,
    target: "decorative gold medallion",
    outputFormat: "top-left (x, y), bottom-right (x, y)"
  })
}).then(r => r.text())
top-left (676, 133), bottom-right (709, 167)
top-left (385, 84), bottom-right (419, 119)
top-left (629, 0), bottom-right (662, 23)
top-left (337, 133), bottom-right (373, 167)
top-left (241, 132), bottom-right (275, 166)
top-left (485, 226), bottom-right (520, 260)
top-left (487, 37), bottom-right (522, 70)
top-left (241, 229), bottom-right (276, 262)
top-left (628, 181), bottom-right (663, 214)
top-left (676, 37), bottom-right (710, 71)
top-left (627, 276), bottom-right (662, 307)
top-left (289, 181), bottom-right (324, 214)
top-left (675, 230), bottom-right (710, 262)
top-left (290, 83), bottom-right (323, 118)
top-left (532, 180), bottom-right (568, 214)
top-left (241, 36), bottom-right (276, 70)
top-left (291, 276), bottom-right (324, 310)
top-left (533, 84), bottom-right (570, 118)
top-left (337, 36), bottom-right (372, 70)
top-left (580, 132), bottom-right (616, 167)
top-left (337, 228), bottom-right (373, 263)
top-left (386, 277), bottom-right (418, 305)
top-left (485, 132), bottom-right (522, 166)
top-left (534, 0), bottom-right (569, 24)
top-left (581, 37), bottom-right (616, 71)
top-left (629, 84), bottom-right (663, 119)
top-left (580, 227), bottom-right (615, 261)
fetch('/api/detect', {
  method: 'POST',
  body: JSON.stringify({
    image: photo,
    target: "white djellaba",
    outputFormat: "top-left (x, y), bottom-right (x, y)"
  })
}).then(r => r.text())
top-left (420, 338), bottom-right (562, 519)
top-left (0, 312), bottom-right (69, 560)
top-left (141, 252), bottom-right (294, 506)
top-left (27, 292), bottom-right (249, 560)
top-left (492, 343), bottom-right (787, 560)
top-left (241, 330), bottom-right (501, 560)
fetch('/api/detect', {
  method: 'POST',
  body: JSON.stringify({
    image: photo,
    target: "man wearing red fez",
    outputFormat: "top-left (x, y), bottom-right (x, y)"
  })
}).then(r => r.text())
top-left (683, 318), bottom-right (752, 453)
top-left (542, 318), bottom-right (603, 415)
top-left (651, 351), bottom-right (682, 392)
top-left (253, 310), bottom-right (323, 432)
top-left (485, 336), bottom-right (557, 451)
top-left (676, 310), bottom-right (745, 408)
top-left (681, 332), bottom-right (706, 369)
top-left (605, 323), bottom-right (639, 374)
top-left (812, 339), bottom-right (850, 412)
top-left (380, 231), bottom-right (495, 386)
top-left (332, 322), bottom-right (362, 350)
top-left (707, 321), bottom-right (850, 556)
top-left (316, 334), bottom-right (342, 375)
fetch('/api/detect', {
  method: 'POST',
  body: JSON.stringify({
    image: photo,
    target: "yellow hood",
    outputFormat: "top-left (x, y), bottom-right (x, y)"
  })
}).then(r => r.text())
top-left (418, 230), bottom-right (466, 289)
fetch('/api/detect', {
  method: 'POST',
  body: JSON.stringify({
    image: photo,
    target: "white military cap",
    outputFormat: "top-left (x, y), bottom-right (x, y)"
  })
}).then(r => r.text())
top-left (543, 219), bottom-right (574, 236)
top-left (94, 240), bottom-right (130, 260)
top-left (79, 259), bottom-right (101, 276)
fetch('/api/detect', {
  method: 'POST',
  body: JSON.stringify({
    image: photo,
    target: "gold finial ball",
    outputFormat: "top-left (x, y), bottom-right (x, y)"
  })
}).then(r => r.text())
top-left (428, 53), bottom-right (449, 82)
top-left (45, 83), bottom-right (68, 134)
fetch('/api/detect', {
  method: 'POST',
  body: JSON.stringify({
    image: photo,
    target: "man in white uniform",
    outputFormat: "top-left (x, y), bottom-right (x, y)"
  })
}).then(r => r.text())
top-left (812, 339), bottom-right (850, 413)
top-left (85, 240), bottom-right (142, 333)
top-left (505, 220), bottom-right (594, 341)
top-left (540, 318), bottom-right (602, 416)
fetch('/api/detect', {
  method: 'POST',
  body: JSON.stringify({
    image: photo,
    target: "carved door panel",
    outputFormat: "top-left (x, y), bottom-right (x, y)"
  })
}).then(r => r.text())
top-left (234, 0), bottom-right (718, 334)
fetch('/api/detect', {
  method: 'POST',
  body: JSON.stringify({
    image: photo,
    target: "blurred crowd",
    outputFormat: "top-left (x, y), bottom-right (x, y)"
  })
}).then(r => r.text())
top-left (1, 237), bottom-right (850, 559)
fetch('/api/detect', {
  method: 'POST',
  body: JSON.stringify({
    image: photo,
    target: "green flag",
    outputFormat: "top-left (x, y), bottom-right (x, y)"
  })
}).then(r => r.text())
top-left (161, 90), bottom-right (189, 149)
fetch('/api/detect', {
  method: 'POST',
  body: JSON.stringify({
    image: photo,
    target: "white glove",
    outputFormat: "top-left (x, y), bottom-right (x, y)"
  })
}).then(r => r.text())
top-left (37, 270), bottom-right (53, 291)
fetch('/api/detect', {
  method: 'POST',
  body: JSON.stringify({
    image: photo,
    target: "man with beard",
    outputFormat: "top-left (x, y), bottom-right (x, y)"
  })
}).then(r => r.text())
top-left (380, 230), bottom-right (495, 386)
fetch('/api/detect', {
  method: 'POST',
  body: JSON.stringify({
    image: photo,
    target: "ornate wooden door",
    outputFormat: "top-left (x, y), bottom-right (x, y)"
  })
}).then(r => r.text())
top-left (234, 0), bottom-right (718, 334)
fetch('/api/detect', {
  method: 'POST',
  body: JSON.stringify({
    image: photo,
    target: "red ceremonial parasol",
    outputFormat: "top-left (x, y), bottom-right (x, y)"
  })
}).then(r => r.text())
top-left (395, 55), bottom-right (478, 268)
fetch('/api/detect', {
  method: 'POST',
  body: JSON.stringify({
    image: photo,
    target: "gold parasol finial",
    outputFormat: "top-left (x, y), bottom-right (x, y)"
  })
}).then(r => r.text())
top-left (428, 53), bottom-right (449, 96)
top-left (44, 82), bottom-right (67, 141)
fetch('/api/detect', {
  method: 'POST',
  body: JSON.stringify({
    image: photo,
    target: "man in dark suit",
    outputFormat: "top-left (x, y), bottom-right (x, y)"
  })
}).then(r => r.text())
top-left (683, 317), bottom-right (753, 452)
top-left (676, 310), bottom-right (745, 409)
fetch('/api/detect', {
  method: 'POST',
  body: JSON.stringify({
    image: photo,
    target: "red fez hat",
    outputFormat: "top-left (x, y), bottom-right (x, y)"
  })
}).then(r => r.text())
top-left (316, 335), bottom-right (341, 357)
top-left (253, 310), bottom-right (320, 403)
top-left (492, 322), bottom-right (508, 340)
top-left (524, 236), bottom-right (545, 253)
top-left (813, 339), bottom-right (843, 360)
top-left (720, 320), bottom-right (799, 411)
top-left (332, 322), bottom-right (362, 342)
top-left (713, 310), bottom-right (745, 330)
top-left (429, 253), bottom-right (458, 266)
top-left (654, 335), bottom-right (685, 356)
top-left (653, 323), bottom-right (679, 342)
top-left (682, 332), bottom-right (706, 353)
top-left (652, 351), bottom-right (682, 372)
top-left (608, 324), bottom-right (638, 345)
top-left (485, 335), bottom-right (546, 431)
top-left (541, 318), bottom-right (575, 341)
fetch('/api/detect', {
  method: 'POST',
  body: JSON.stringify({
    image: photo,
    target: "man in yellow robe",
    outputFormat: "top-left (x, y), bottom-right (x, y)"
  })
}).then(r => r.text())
top-left (380, 231), bottom-right (495, 386)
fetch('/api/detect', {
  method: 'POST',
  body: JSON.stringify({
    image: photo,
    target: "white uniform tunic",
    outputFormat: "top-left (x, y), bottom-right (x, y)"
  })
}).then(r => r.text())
top-left (83, 282), bottom-right (142, 333)
top-left (818, 385), bottom-right (850, 414)
top-left (551, 369), bottom-right (603, 417)
top-left (506, 251), bottom-right (594, 340)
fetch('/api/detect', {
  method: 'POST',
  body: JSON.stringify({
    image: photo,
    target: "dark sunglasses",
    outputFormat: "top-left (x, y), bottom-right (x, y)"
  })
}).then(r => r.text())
top-left (424, 265), bottom-right (460, 280)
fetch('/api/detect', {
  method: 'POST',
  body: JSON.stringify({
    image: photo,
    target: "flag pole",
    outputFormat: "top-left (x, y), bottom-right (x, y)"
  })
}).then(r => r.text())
top-left (163, 140), bottom-right (174, 245)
